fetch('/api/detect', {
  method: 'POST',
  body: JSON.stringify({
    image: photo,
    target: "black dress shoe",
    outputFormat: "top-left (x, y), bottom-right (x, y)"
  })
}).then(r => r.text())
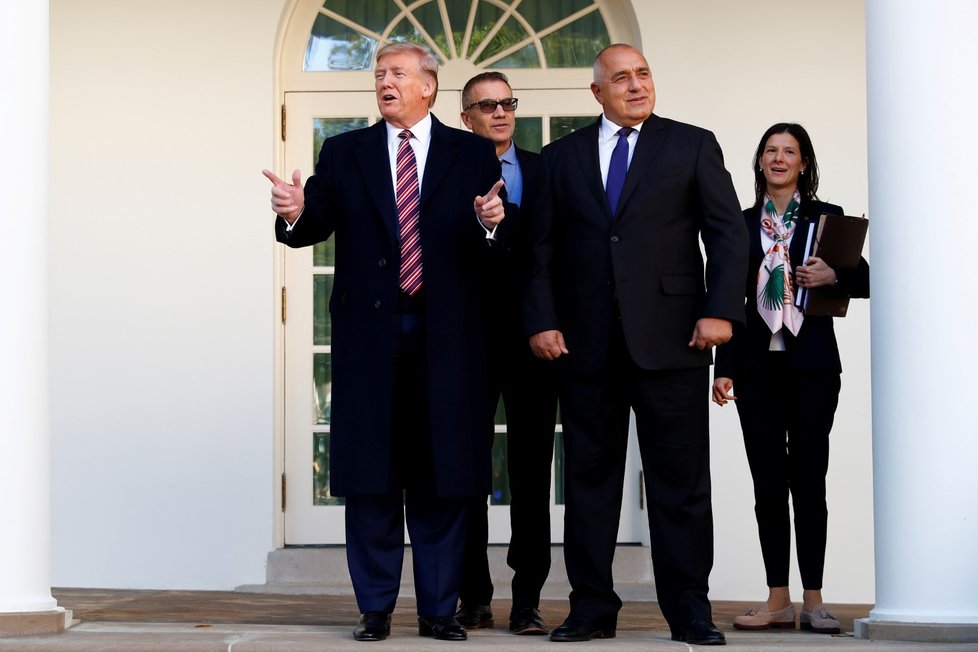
top-left (353, 612), bottom-right (391, 641)
top-left (455, 602), bottom-right (494, 629)
top-left (418, 615), bottom-right (468, 640)
top-left (549, 613), bottom-right (616, 642)
top-left (509, 606), bottom-right (549, 635)
top-left (672, 618), bottom-right (726, 645)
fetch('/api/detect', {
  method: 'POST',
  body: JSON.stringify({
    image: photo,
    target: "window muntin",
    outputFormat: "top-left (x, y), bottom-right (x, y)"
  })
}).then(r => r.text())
top-left (304, 0), bottom-right (610, 71)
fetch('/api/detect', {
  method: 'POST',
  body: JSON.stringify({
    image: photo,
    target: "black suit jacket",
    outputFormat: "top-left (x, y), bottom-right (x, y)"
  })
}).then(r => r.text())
top-left (484, 146), bottom-right (544, 342)
top-left (525, 115), bottom-right (748, 374)
top-left (276, 115), bottom-right (502, 497)
top-left (714, 200), bottom-right (870, 380)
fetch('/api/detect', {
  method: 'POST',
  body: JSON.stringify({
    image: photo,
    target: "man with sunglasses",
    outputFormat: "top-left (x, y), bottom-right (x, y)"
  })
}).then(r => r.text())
top-left (456, 71), bottom-right (558, 637)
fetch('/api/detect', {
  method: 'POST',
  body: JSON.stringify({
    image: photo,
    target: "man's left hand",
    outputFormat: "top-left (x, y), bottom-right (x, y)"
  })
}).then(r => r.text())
top-left (688, 317), bottom-right (732, 350)
top-left (474, 179), bottom-right (505, 229)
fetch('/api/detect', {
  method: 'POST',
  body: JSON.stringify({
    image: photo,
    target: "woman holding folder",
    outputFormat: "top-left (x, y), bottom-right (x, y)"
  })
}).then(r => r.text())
top-left (713, 123), bottom-right (869, 634)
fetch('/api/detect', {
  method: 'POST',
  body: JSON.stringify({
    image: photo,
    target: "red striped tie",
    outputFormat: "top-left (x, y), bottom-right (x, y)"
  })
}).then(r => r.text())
top-left (396, 130), bottom-right (422, 296)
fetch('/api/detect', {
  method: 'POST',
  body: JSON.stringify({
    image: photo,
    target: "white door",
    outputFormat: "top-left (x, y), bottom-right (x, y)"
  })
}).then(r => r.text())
top-left (281, 89), bottom-right (645, 545)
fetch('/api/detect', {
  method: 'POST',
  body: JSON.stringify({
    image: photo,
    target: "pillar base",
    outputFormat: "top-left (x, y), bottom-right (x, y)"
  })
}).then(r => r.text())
top-left (0, 608), bottom-right (72, 637)
top-left (855, 618), bottom-right (978, 643)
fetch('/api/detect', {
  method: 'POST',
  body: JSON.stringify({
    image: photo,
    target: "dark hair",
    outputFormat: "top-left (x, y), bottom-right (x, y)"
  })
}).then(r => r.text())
top-left (461, 71), bottom-right (511, 109)
top-left (751, 123), bottom-right (820, 207)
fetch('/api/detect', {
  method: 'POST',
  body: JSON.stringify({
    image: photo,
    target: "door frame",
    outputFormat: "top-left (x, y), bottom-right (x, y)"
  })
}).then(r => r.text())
top-left (278, 89), bottom-right (646, 545)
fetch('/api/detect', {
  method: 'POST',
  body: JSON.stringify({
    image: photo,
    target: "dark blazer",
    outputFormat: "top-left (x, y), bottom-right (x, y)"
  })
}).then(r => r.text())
top-left (525, 115), bottom-right (748, 374)
top-left (484, 146), bottom-right (545, 341)
top-left (714, 200), bottom-right (870, 379)
top-left (276, 115), bottom-right (502, 497)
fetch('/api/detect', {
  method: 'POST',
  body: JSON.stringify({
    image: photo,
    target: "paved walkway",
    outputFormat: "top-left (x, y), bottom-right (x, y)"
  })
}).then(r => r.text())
top-left (1, 590), bottom-right (975, 651)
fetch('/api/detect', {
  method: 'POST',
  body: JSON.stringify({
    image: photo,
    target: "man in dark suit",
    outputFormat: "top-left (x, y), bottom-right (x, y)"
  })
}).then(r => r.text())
top-left (455, 71), bottom-right (558, 636)
top-left (525, 44), bottom-right (748, 646)
top-left (262, 42), bottom-right (505, 643)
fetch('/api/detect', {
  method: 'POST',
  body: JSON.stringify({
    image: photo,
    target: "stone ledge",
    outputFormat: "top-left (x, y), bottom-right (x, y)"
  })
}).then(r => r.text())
top-left (249, 545), bottom-right (656, 600)
top-left (0, 609), bottom-right (72, 637)
top-left (855, 618), bottom-right (978, 643)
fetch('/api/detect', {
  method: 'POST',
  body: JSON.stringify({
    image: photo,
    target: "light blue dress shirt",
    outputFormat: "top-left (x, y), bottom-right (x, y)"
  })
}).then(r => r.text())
top-left (498, 142), bottom-right (523, 207)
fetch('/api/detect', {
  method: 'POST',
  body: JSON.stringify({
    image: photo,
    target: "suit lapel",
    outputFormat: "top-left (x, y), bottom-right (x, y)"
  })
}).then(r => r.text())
top-left (616, 114), bottom-right (667, 219)
top-left (420, 115), bottom-right (457, 206)
top-left (355, 120), bottom-right (399, 242)
top-left (571, 119), bottom-right (609, 220)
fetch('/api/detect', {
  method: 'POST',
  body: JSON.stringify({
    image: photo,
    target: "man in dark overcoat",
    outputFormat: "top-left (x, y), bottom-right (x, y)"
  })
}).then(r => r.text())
top-left (263, 42), bottom-right (505, 642)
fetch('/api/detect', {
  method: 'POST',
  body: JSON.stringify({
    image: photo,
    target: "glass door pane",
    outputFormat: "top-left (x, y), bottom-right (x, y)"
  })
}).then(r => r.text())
top-left (283, 92), bottom-right (381, 544)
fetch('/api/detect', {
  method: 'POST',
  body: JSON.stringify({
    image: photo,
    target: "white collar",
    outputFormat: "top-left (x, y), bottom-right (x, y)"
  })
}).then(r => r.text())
top-left (599, 115), bottom-right (643, 143)
top-left (386, 112), bottom-right (433, 145)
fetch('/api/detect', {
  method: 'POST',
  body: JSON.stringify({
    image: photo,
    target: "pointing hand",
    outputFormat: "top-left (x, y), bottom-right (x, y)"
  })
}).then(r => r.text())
top-left (262, 168), bottom-right (304, 224)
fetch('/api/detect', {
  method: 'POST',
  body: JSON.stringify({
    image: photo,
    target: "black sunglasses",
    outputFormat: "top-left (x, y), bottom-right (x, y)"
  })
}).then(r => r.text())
top-left (464, 97), bottom-right (519, 113)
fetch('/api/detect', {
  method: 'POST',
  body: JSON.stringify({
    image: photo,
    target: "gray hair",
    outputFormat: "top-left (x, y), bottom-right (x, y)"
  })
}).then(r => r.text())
top-left (592, 43), bottom-right (638, 83)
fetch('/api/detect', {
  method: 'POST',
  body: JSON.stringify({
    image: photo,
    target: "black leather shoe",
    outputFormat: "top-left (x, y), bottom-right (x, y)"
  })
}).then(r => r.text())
top-left (672, 618), bottom-right (726, 645)
top-left (549, 613), bottom-right (616, 642)
top-left (418, 615), bottom-right (468, 640)
top-left (353, 612), bottom-right (391, 641)
top-left (509, 606), bottom-right (549, 635)
top-left (455, 602), bottom-right (494, 629)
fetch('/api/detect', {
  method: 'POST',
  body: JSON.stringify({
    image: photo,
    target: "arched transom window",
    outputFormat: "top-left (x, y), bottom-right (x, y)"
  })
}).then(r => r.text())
top-left (304, 0), bottom-right (612, 71)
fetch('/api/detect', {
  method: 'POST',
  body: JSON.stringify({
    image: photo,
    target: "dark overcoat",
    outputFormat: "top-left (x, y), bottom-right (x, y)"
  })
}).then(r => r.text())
top-left (276, 115), bottom-right (501, 497)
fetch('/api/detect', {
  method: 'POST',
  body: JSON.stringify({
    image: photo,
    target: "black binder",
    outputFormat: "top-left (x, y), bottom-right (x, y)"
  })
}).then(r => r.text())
top-left (797, 213), bottom-right (868, 317)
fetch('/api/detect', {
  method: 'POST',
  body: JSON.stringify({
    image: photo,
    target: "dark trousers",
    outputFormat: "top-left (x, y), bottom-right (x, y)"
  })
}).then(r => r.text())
top-left (346, 493), bottom-right (468, 616)
top-left (559, 322), bottom-right (714, 634)
top-left (344, 296), bottom-right (469, 617)
top-left (733, 354), bottom-right (840, 589)
top-left (459, 339), bottom-right (558, 610)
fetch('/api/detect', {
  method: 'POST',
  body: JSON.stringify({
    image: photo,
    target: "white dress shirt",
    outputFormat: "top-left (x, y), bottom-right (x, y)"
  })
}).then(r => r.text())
top-left (386, 113), bottom-right (432, 194)
top-left (598, 115), bottom-right (643, 189)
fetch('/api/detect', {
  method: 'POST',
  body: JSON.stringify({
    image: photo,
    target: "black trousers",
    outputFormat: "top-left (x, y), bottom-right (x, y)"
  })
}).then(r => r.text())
top-left (459, 337), bottom-right (558, 610)
top-left (344, 296), bottom-right (469, 618)
top-left (733, 353), bottom-right (840, 589)
top-left (559, 322), bottom-right (714, 634)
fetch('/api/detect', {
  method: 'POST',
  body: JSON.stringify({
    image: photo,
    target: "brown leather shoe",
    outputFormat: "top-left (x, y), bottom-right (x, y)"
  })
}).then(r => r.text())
top-left (733, 604), bottom-right (796, 630)
top-left (800, 604), bottom-right (841, 634)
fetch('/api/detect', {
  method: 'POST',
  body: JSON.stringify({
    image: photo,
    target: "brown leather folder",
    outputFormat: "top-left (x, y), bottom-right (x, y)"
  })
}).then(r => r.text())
top-left (797, 213), bottom-right (868, 317)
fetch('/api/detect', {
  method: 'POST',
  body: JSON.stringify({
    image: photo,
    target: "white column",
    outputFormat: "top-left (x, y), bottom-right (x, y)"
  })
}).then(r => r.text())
top-left (0, 0), bottom-right (62, 630)
top-left (860, 0), bottom-right (978, 642)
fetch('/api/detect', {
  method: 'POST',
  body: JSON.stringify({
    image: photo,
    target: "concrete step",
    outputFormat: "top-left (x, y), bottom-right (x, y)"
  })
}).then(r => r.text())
top-left (237, 545), bottom-right (656, 601)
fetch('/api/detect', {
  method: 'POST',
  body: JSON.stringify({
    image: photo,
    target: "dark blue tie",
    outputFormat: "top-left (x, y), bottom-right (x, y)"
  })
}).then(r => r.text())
top-left (605, 127), bottom-right (634, 215)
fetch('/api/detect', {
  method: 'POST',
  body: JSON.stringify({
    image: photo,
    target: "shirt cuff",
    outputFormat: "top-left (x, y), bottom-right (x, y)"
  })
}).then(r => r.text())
top-left (479, 217), bottom-right (497, 241)
top-left (284, 207), bottom-right (304, 231)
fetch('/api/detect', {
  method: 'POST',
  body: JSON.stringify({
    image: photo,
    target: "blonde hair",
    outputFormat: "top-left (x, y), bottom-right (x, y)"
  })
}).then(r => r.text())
top-left (376, 42), bottom-right (440, 106)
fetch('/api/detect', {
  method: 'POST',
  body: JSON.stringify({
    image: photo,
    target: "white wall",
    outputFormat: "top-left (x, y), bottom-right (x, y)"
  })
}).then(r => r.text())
top-left (49, 0), bottom-right (284, 589)
top-left (46, 0), bottom-right (873, 600)
top-left (635, 0), bottom-right (873, 603)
